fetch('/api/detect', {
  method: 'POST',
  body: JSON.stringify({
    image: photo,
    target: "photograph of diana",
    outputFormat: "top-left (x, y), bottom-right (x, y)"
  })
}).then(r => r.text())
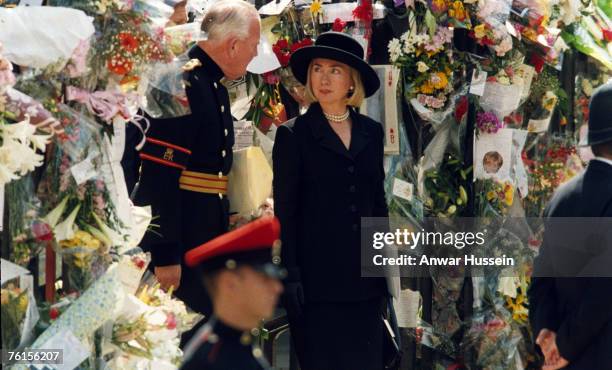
top-left (272, 32), bottom-right (398, 370)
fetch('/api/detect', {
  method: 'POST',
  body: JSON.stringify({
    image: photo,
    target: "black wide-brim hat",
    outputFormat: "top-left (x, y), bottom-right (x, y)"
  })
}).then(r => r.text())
top-left (290, 32), bottom-right (380, 98)
top-left (579, 81), bottom-right (612, 147)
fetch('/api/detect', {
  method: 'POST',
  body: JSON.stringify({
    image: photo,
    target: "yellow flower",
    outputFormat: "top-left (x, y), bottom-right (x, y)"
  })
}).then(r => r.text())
top-left (450, 1), bottom-right (466, 21)
top-left (310, 0), bottom-right (322, 16)
top-left (431, 72), bottom-right (448, 90)
top-left (420, 81), bottom-right (435, 94)
top-left (504, 187), bottom-right (514, 206)
top-left (486, 191), bottom-right (496, 201)
top-left (474, 24), bottom-right (486, 39)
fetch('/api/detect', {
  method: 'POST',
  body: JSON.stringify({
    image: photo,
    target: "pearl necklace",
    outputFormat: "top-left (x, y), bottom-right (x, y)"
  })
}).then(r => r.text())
top-left (323, 110), bottom-right (350, 123)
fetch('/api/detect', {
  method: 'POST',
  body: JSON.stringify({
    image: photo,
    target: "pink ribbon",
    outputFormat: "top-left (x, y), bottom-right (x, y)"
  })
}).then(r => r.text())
top-left (66, 86), bottom-right (133, 123)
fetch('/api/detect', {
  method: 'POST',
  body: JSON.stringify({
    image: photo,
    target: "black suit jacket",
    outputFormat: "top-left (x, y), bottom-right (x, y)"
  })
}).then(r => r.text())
top-left (134, 46), bottom-right (234, 267)
top-left (273, 103), bottom-right (388, 303)
top-left (133, 46), bottom-right (234, 315)
top-left (529, 159), bottom-right (612, 369)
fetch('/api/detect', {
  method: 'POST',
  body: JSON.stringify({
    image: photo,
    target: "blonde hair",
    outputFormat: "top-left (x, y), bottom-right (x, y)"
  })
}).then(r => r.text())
top-left (201, 0), bottom-right (259, 41)
top-left (303, 62), bottom-right (366, 107)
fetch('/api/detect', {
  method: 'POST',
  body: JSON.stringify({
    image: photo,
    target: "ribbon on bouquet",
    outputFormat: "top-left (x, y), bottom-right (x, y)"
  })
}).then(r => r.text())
top-left (66, 86), bottom-right (133, 123)
top-left (129, 113), bottom-right (150, 151)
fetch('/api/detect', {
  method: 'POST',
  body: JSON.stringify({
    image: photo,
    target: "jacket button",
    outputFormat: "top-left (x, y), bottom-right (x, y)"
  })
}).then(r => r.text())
top-left (214, 82), bottom-right (218, 89)
top-left (350, 205), bottom-right (357, 212)
top-left (352, 224), bottom-right (358, 231)
top-left (218, 171), bottom-right (223, 178)
top-left (219, 193), bottom-right (223, 199)
top-left (224, 128), bottom-right (229, 136)
top-left (221, 105), bottom-right (225, 113)
top-left (348, 165), bottom-right (354, 173)
top-left (349, 185), bottom-right (356, 193)
top-left (222, 150), bottom-right (226, 157)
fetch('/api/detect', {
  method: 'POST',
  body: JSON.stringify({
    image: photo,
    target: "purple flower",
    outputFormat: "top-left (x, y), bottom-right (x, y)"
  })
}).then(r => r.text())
top-left (476, 111), bottom-right (503, 134)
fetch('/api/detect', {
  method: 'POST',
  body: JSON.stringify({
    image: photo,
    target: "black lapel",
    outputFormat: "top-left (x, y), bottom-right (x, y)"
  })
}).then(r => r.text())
top-left (307, 104), bottom-right (353, 161)
top-left (348, 109), bottom-right (371, 158)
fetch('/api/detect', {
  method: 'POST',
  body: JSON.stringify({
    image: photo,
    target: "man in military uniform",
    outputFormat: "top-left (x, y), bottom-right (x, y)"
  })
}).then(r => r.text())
top-left (180, 216), bottom-right (286, 370)
top-left (133, 0), bottom-right (261, 316)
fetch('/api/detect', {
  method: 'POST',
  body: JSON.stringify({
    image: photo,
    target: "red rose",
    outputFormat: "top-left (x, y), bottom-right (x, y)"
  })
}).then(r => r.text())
top-left (301, 38), bottom-right (313, 47)
top-left (603, 29), bottom-right (612, 42)
top-left (454, 96), bottom-right (468, 123)
top-left (529, 53), bottom-right (545, 73)
top-left (274, 38), bottom-right (289, 50)
top-left (50, 307), bottom-right (60, 320)
top-left (332, 18), bottom-right (346, 32)
top-left (132, 257), bottom-right (146, 270)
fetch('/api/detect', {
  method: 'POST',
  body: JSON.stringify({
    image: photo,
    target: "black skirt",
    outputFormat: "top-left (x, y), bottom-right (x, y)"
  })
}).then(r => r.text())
top-left (295, 296), bottom-right (385, 370)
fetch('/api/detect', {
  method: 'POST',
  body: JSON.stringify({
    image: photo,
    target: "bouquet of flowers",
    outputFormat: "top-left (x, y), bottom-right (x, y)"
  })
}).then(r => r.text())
top-left (476, 111), bottom-right (504, 135)
top-left (59, 229), bottom-right (109, 293)
top-left (389, 6), bottom-right (456, 112)
top-left (475, 179), bottom-right (514, 216)
top-left (1, 259), bottom-right (39, 351)
top-left (523, 136), bottom-right (582, 216)
top-left (423, 153), bottom-right (471, 217)
top-left (109, 283), bottom-right (198, 368)
top-left (427, 0), bottom-right (476, 29)
top-left (243, 72), bottom-right (287, 133)
top-left (1, 282), bottom-right (29, 350)
top-left (461, 308), bottom-right (523, 369)
top-left (471, 0), bottom-right (513, 57)
top-left (5, 175), bottom-right (53, 266)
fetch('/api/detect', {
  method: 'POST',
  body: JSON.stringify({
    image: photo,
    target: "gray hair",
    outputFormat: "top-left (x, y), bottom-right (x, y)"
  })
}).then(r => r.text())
top-left (201, 0), bottom-right (259, 41)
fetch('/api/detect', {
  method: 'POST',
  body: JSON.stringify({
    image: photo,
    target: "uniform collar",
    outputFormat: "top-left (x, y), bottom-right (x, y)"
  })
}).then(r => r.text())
top-left (213, 316), bottom-right (255, 346)
top-left (592, 156), bottom-right (612, 168)
top-left (305, 103), bottom-right (371, 160)
top-left (188, 45), bottom-right (225, 82)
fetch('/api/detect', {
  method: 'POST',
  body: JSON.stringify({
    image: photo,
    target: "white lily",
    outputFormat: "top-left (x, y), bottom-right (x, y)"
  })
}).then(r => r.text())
top-left (43, 196), bottom-right (69, 227)
top-left (54, 204), bottom-right (81, 242)
top-left (0, 162), bottom-right (19, 186)
top-left (92, 211), bottom-right (123, 246)
top-left (85, 224), bottom-right (112, 247)
top-left (29, 133), bottom-right (52, 152)
top-left (2, 118), bottom-right (36, 144)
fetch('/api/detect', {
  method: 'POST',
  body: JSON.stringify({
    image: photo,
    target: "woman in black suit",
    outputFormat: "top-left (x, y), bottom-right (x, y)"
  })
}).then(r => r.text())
top-left (273, 32), bottom-right (390, 370)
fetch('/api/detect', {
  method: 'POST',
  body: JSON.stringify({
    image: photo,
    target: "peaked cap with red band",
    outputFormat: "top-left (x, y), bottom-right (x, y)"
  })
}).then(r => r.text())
top-left (185, 216), bottom-right (286, 278)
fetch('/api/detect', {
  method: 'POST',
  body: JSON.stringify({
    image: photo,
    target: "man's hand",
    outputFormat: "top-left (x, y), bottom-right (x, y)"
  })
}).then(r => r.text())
top-left (155, 264), bottom-right (181, 291)
top-left (536, 329), bottom-right (569, 370)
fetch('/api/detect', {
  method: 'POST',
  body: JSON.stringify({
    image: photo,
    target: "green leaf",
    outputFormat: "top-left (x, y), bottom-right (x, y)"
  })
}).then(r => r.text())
top-left (425, 10), bottom-right (437, 38)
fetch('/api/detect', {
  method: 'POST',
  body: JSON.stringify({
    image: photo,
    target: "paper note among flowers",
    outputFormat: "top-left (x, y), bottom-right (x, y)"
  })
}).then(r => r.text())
top-left (233, 120), bottom-right (255, 151)
top-left (33, 329), bottom-right (91, 370)
top-left (393, 178), bottom-right (414, 202)
top-left (474, 129), bottom-right (513, 182)
top-left (361, 65), bottom-right (401, 154)
top-left (479, 80), bottom-right (523, 119)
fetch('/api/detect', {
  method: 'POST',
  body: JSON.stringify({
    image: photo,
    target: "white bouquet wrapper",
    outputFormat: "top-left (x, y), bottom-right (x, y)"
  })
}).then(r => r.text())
top-left (0, 7), bottom-right (94, 69)
top-left (227, 147), bottom-right (273, 216)
top-left (31, 263), bottom-right (125, 348)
